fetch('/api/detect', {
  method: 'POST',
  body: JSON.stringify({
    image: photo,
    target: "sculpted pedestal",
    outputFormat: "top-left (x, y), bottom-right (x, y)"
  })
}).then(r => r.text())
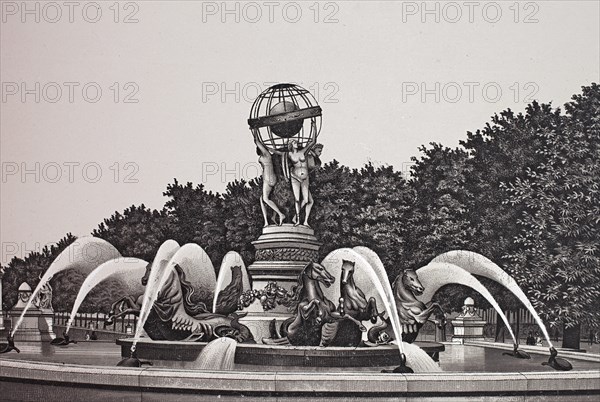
top-left (242, 224), bottom-right (322, 340)
top-left (249, 224), bottom-right (321, 290)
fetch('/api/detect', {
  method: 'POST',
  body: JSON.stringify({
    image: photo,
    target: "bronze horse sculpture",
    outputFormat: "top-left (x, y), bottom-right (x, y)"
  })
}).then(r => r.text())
top-left (367, 269), bottom-right (445, 344)
top-left (326, 259), bottom-right (380, 347)
top-left (266, 261), bottom-right (370, 347)
top-left (392, 269), bottom-right (445, 343)
top-left (338, 260), bottom-right (379, 323)
top-left (278, 261), bottom-right (338, 346)
top-left (105, 262), bottom-right (254, 343)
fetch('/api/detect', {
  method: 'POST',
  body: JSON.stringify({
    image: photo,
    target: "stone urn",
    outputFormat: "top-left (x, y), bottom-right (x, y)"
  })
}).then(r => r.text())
top-left (451, 297), bottom-right (486, 343)
top-left (8, 282), bottom-right (56, 342)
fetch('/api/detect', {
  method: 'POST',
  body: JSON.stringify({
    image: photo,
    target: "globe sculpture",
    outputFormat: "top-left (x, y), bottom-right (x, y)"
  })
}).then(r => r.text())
top-left (243, 84), bottom-right (327, 340)
top-left (248, 83), bottom-right (322, 151)
top-left (248, 83), bottom-right (324, 229)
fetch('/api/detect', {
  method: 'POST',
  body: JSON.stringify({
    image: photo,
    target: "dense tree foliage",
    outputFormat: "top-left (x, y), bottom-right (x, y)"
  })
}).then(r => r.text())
top-left (502, 84), bottom-right (600, 332)
top-left (408, 143), bottom-right (475, 266)
top-left (2, 84), bottom-right (597, 338)
top-left (222, 179), bottom-right (264, 264)
top-left (163, 180), bottom-right (227, 266)
top-left (92, 204), bottom-right (174, 263)
top-left (2, 234), bottom-right (77, 311)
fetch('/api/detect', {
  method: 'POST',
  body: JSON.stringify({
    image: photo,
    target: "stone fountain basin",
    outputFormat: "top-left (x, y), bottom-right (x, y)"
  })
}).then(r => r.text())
top-left (1, 358), bottom-right (599, 401)
top-left (116, 338), bottom-right (444, 367)
top-left (2, 342), bottom-right (598, 400)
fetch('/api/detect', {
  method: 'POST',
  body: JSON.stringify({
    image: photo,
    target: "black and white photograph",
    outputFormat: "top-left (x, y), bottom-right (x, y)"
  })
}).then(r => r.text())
top-left (0, 1), bottom-right (599, 400)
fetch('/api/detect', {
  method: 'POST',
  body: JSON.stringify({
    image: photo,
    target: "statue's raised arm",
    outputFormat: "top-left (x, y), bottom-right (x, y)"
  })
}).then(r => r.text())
top-left (253, 129), bottom-right (269, 155)
top-left (253, 129), bottom-right (285, 226)
top-left (303, 119), bottom-right (318, 153)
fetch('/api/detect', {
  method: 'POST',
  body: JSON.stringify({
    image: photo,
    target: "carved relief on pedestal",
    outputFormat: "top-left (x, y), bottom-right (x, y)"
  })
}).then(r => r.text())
top-left (255, 248), bottom-right (319, 262)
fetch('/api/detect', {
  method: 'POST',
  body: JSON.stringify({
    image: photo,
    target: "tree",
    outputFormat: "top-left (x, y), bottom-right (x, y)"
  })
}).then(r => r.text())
top-left (460, 103), bottom-right (561, 262)
top-left (348, 163), bottom-right (415, 280)
top-left (310, 160), bottom-right (361, 258)
top-left (407, 143), bottom-right (476, 268)
top-left (503, 84), bottom-right (600, 348)
top-left (221, 178), bottom-right (264, 264)
top-left (163, 179), bottom-right (227, 268)
top-left (2, 234), bottom-right (77, 311)
top-left (93, 204), bottom-right (174, 263)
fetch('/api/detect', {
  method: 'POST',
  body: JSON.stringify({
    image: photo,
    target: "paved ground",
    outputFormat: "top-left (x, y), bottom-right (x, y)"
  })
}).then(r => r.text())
top-left (417, 333), bottom-right (600, 355)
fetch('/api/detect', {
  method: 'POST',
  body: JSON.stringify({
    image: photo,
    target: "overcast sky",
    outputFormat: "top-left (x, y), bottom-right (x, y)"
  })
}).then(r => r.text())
top-left (1, 0), bottom-right (599, 263)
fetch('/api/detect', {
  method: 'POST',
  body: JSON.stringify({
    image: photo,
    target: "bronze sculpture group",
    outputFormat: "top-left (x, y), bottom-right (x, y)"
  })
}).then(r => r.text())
top-left (104, 253), bottom-right (445, 348)
top-left (102, 85), bottom-right (446, 349)
top-left (259, 261), bottom-right (444, 347)
top-left (105, 263), bottom-right (254, 344)
top-left (253, 118), bottom-right (323, 228)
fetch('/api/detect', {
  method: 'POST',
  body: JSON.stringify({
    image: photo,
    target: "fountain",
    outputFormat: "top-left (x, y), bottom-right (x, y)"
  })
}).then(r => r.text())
top-left (1, 83), bottom-right (593, 400)
top-left (6, 237), bottom-right (120, 342)
top-left (431, 251), bottom-right (554, 346)
top-left (52, 257), bottom-right (149, 345)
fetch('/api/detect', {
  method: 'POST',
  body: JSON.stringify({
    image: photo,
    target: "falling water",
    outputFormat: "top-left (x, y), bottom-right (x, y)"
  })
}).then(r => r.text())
top-left (11, 237), bottom-right (121, 337)
top-left (130, 240), bottom-right (180, 349)
top-left (403, 342), bottom-right (442, 372)
top-left (321, 248), bottom-right (405, 355)
top-left (65, 257), bottom-right (148, 334)
top-left (432, 251), bottom-right (553, 348)
top-left (416, 262), bottom-right (517, 345)
top-left (194, 337), bottom-right (237, 370)
top-left (131, 242), bottom-right (219, 352)
top-left (213, 251), bottom-right (251, 313)
top-left (168, 243), bottom-right (217, 299)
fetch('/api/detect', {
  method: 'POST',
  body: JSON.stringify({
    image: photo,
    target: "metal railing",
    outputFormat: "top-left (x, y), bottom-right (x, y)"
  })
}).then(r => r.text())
top-left (476, 307), bottom-right (539, 325)
top-left (53, 311), bottom-right (138, 335)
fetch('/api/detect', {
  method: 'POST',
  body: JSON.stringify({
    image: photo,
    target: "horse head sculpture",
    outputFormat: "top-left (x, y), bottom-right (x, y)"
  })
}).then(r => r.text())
top-left (303, 261), bottom-right (335, 289)
top-left (398, 269), bottom-right (425, 297)
top-left (388, 268), bottom-right (445, 343)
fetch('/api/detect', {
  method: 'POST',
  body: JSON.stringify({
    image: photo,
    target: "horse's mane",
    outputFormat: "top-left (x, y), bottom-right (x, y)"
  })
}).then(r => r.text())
top-left (215, 267), bottom-right (243, 314)
top-left (398, 269), bottom-right (416, 280)
top-left (391, 273), bottom-right (403, 295)
top-left (174, 264), bottom-right (209, 316)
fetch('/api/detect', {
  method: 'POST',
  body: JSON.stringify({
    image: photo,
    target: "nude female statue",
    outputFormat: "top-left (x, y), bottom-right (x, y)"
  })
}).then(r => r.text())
top-left (282, 119), bottom-right (318, 227)
top-left (253, 129), bottom-right (285, 227)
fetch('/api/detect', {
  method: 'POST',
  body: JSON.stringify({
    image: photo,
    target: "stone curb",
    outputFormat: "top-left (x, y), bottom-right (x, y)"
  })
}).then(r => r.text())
top-left (465, 341), bottom-right (600, 362)
top-left (1, 358), bottom-right (598, 395)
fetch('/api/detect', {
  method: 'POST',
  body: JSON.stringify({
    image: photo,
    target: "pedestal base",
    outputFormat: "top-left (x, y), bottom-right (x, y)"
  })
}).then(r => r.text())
top-left (8, 308), bottom-right (56, 342)
top-left (245, 224), bottom-right (322, 340)
top-left (249, 224), bottom-right (321, 287)
top-left (451, 317), bottom-right (486, 343)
